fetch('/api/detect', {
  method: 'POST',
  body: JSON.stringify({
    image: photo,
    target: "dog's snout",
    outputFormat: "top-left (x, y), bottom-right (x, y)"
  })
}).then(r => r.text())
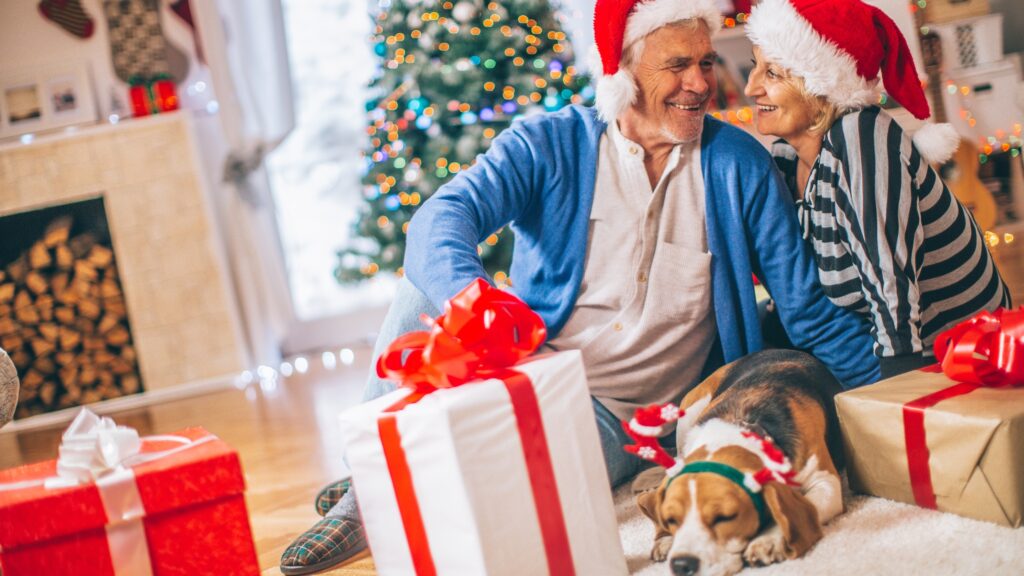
top-left (670, 555), bottom-right (700, 576)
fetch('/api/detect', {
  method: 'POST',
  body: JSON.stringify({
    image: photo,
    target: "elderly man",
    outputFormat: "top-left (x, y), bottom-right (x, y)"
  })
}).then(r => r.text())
top-left (280, 0), bottom-right (880, 573)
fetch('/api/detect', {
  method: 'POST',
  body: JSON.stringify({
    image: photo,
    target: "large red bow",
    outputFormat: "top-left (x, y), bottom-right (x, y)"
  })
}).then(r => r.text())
top-left (932, 307), bottom-right (1024, 387)
top-left (376, 278), bottom-right (547, 391)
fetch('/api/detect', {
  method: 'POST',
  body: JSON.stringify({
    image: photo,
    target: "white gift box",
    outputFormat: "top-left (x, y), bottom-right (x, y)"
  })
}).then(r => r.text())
top-left (339, 350), bottom-right (628, 576)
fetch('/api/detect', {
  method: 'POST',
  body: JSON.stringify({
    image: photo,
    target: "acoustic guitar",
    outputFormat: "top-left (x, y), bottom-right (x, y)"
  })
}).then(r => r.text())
top-left (917, 22), bottom-right (997, 231)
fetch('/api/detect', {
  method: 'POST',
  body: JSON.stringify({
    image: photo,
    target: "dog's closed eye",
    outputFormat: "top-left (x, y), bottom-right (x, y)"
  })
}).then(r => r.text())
top-left (712, 513), bottom-right (737, 526)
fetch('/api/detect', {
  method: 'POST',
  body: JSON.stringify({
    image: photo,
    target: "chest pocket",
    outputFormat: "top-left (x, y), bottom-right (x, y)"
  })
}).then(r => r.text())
top-left (647, 241), bottom-right (713, 323)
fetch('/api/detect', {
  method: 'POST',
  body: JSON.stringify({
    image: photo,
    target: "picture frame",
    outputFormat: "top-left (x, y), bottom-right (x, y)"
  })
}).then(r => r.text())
top-left (0, 61), bottom-right (98, 141)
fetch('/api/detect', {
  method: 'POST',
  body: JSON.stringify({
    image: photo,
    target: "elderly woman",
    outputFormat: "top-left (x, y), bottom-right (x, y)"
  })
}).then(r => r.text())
top-left (744, 0), bottom-right (1011, 378)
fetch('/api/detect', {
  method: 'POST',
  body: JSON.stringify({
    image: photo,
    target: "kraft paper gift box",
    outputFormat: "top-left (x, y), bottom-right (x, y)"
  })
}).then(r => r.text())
top-left (340, 350), bottom-right (628, 576)
top-left (0, 410), bottom-right (259, 576)
top-left (339, 278), bottom-right (627, 576)
top-left (836, 309), bottom-right (1024, 527)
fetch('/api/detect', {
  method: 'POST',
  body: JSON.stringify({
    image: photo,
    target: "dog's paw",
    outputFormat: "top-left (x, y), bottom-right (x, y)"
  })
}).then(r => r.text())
top-left (650, 535), bottom-right (672, 562)
top-left (743, 526), bottom-right (787, 567)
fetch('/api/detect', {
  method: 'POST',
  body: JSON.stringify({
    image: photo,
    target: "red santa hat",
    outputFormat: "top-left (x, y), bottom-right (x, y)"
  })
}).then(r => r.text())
top-left (592, 0), bottom-right (723, 121)
top-left (746, 0), bottom-right (959, 163)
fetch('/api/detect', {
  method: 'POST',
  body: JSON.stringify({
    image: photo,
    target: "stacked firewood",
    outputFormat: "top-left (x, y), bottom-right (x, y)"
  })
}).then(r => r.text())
top-left (0, 217), bottom-right (142, 419)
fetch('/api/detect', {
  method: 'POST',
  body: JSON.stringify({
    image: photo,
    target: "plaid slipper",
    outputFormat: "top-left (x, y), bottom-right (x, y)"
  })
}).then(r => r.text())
top-left (314, 478), bottom-right (352, 517)
top-left (279, 517), bottom-right (367, 575)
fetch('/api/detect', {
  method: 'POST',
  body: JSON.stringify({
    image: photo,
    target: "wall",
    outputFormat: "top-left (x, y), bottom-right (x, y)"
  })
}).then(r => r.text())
top-left (0, 0), bottom-right (204, 121)
top-left (991, 0), bottom-right (1024, 56)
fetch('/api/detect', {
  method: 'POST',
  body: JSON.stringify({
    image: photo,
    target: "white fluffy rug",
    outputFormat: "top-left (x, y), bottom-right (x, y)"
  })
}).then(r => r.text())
top-left (614, 485), bottom-right (1024, 575)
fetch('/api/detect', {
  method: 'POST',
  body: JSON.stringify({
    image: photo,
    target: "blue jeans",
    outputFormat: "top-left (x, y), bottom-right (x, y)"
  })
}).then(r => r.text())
top-left (328, 279), bottom-right (662, 519)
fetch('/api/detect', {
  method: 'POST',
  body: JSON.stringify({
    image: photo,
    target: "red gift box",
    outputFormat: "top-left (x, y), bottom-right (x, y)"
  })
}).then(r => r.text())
top-left (0, 426), bottom-right (259, 576)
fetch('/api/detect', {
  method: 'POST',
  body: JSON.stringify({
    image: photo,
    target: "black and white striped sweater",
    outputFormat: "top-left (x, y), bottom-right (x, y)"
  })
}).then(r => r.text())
top-left (771, 107), bottom-right (1011, 358)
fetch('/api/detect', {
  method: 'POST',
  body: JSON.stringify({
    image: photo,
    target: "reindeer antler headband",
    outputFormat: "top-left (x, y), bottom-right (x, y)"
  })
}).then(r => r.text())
top-left (622, 403), bottom-right (801, 493)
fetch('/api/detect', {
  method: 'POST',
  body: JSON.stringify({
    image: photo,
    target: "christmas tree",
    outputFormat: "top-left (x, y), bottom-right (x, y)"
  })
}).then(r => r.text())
top-left (336, 0), bottom-right (592, 285)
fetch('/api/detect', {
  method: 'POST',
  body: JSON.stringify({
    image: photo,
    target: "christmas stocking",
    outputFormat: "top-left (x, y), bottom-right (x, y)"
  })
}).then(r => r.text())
top-left (38, 0), bottom-right (95, 39)
top-left (103, 0), bottom-right (189, 84)
top-left (169, 0), bottom-right (204, 63)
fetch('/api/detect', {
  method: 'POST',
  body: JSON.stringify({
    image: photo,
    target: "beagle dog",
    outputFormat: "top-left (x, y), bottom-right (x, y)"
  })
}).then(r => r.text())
top-left (627, 349), bottom-right (845, 576)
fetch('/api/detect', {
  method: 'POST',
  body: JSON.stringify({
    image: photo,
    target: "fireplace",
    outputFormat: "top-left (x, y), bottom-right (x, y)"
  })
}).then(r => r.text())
top-left (0, 197), bottom-right (143, 418)
top-left (0, 112), bottom-right (249, 423)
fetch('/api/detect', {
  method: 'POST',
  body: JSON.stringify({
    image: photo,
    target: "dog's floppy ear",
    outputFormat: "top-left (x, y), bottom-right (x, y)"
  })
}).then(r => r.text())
top-left (637, 485), bottom-right (666, 531)
top-left (763, 482), bottom-right (823, 559)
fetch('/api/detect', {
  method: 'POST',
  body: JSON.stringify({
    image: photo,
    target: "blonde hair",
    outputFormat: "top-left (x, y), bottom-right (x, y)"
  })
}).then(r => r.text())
top-left (779, 71), bottom-right (844, 135)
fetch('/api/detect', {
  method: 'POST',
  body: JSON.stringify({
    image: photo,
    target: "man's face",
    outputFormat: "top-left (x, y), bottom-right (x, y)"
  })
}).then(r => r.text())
top-left (628, 24), bottom-right (717, 144)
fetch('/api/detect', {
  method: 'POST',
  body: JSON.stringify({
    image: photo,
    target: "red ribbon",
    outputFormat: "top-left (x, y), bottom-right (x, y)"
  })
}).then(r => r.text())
top-left (902, 307), bottom-right (1024, 508)
top-left (374, 279), bottom-right (575, 575)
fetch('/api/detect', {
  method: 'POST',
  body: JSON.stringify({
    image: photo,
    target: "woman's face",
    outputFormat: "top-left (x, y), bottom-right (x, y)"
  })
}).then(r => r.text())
top-left (744, 47), bottom-right (816, 140)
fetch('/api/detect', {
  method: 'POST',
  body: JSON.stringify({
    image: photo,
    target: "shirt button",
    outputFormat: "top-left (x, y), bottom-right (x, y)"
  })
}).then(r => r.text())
top-left (628, 146), bottom-right (639, 155)
top-left (614, 322), bottom-right (623, 331)
top-left (638, 272), bottom-right (648, 283)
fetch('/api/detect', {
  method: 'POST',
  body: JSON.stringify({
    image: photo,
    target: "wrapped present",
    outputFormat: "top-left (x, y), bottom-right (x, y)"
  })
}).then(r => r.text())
top-left (340, 279), bottom-right (628, 576)
top-left (0, 410), bottom-right (259, 575)
top-left (836, 308), bottom-right (1024, 526)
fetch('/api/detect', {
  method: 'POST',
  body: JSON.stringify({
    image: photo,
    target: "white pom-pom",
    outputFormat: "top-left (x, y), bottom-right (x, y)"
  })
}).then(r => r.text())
top-left (595, 70), bottom-right (637, 123)
top-left (913, 123), bottom-right (960, 165)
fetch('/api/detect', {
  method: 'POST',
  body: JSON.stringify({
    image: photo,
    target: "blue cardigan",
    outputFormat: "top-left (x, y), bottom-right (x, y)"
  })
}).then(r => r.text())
top-left (406, 105), bottom-right (881, 387)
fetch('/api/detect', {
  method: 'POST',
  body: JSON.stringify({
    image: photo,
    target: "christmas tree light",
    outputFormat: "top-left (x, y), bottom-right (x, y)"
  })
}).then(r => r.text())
top-left (336, 0), bottom-right (593, 284)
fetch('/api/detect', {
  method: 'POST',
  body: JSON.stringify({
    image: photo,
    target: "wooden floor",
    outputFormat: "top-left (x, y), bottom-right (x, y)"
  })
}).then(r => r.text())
top-left (1, 223), bottom-right (1021, 576)
top-left (0, 347), bottom-right (379, 576)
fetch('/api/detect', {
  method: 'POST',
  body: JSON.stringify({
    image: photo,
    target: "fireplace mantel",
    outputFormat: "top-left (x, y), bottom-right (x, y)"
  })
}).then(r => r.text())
top-left (0, 113), bottom-right (248, 398)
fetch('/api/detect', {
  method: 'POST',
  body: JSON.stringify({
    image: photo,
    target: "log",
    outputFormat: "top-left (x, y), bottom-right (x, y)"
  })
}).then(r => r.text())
top-left (15, 304), bottom-right (40, 325)
top-left (88, 245), bottom-right (114, 268)
top-left (78, 298), bottom-right (101, 320)
top-left (25, 271), bottom-right (48, 294)
top-left (30, 338), bottom-right (55, 356)
top-left (103, 296), bottom-right (126, 317)
top-left (51, 273), bottom-right (70, 297)
top-left (59, 365), bottom-right (79, 387)
top-left (120, 374), bottom-right (140, 394)
top-left (0, 283), bottom-right (14, 303)
top-left (55, 244), bottom-right (73, 270)
top-left (7, 256), bottom-right (28, 283)
top-left (73, 260), bottom-right (98, 283)
top-left (38, 322), bottom-right (59, 343)
top-left (0, 318), bottom-right (19, 337)
top-left (97, 314), bottom-right (119, 334)
top-left (21, 370), bottom-right (45, 390)
top-left (55, 307), bottom-right (75, 325)
top-left (80, 390), bottom-right (101, 405)
top-left (39, 382), bottom-right (57, 406)
top-left (107, 326), bottom-right (130, 347)
top-left (99, 278), bottom-right (120, 299)
top-left (59, 326), bottom-right (81, 350)
top-left (28, 242), bottom-right (52, 269)
top-left (13, 290), bottom-right (32, 311)
top-left (55, 351), bottom-right (76, 366)
top-left (32, 356), bottom-right (56, 375)
top-left (43, 216), bottom-right (73, 247)
top-left (68, 233), bottom-right (97, 259)
top-left (0, 334), bottom-right (22, 351)
top-left (79, 365), bottom-right (97, 386)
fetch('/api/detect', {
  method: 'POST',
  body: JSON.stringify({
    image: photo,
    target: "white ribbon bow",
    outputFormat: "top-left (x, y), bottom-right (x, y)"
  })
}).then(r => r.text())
top-left (44, 409), bottom-right (142, 489)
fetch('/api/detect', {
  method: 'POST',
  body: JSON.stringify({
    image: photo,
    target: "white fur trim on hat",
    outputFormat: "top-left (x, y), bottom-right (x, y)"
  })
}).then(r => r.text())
top-left (624, 0), bottom-right (722, 48)
top-left (913, 122), bottom-right (960, 165)
top-left (746, 0), bottom-right (880, 112)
